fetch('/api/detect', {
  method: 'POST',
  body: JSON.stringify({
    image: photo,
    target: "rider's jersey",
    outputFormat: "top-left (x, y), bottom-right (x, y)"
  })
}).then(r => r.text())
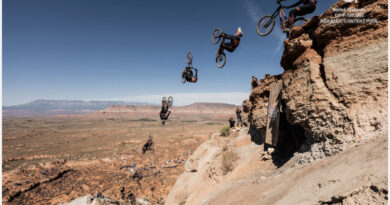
top-left (184, 68), bottom-right (194, 81)
top-left (161, 103), bottom-right (169, 115)
top-left (233, 38), bottom-right (240, 47)
top-left (226, 35), bottom-right (241, 48)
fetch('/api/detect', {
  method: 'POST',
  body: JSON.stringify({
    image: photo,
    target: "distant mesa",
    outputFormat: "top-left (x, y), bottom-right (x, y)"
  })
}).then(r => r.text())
top-left (3, 100), bottom-right (237, 116)
top-left (2, 100), bottom-right (156, 116)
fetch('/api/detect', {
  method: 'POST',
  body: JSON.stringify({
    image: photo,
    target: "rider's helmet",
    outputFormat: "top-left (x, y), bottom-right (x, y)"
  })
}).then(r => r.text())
top-left (236, 27), bottom-right (243, 38)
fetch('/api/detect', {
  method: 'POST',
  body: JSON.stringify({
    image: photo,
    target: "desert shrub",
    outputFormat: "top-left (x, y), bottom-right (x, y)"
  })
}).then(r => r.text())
top-left (219, 125), bottom-right (231, 137)
top-left (221, 150), bottom-right (239, 175)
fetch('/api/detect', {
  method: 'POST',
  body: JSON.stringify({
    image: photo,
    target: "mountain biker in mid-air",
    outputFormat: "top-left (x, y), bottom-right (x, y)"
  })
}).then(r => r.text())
top-left (217, 27), bottom-right (243, 56)
top-left (160, 99), bottom-right (171, 125)
top-left (182, 65), bottom-right (198, 83)
top-left (278, 0), bottom-right (317, 30)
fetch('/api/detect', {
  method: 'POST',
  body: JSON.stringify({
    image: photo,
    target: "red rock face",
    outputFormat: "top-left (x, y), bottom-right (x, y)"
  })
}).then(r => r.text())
top-left (243, 0), bottom-right (388, 160)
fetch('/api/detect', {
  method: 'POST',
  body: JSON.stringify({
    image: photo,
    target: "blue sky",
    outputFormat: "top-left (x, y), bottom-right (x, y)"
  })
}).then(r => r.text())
top-left (3, 0), bottom-right (338, 106)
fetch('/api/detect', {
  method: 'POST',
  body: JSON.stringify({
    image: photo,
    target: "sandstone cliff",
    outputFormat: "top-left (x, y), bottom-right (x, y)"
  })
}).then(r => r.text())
top-left (166, 0), bottom-right (388, 204)
top-left (243, 0), bottom-right (388, 162)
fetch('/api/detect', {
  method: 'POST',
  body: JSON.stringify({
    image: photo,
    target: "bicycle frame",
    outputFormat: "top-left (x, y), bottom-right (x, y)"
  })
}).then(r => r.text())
top-left (217, 34), bottom-right (227, 55)
top-left (219, 34), bottom-right (227, 44)
top-left (264, 4), bottom-right (287, 28)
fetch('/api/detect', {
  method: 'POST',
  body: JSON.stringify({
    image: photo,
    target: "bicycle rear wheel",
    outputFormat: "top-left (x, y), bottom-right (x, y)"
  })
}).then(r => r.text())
top-left (257, 15), bottom-right (276, 36)
top-left (168, 96), bottom-right (173, 107)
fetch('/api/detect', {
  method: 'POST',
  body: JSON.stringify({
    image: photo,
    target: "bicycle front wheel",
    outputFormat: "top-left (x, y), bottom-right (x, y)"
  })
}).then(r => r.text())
top-left (186, 52), bottom-right (193, 65)
top-left (212, 28), bottom-right (222, 44)
top-left (257, 15), bottom-right (276, 36)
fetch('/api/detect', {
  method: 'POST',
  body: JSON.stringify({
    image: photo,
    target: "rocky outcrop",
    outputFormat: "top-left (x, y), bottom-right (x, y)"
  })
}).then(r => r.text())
top-left (166, 1), bottom-right (388, 204)
top-left (243, 0), bottom-right (388, 162)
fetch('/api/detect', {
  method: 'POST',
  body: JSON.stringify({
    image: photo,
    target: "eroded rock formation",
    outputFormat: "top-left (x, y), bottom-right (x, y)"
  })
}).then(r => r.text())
top-left (243, 0), bottom-right (388, 162)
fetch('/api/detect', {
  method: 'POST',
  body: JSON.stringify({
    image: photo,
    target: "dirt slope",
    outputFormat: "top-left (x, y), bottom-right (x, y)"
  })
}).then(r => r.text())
top-left (165, 128), bottom-right (387, 205)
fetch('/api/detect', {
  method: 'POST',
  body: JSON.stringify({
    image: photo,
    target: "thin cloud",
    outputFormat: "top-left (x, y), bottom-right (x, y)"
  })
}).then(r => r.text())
top-left (241, 0), bottom-right (264, 22)
top-left (241, 0), bottom-right (286, 55)
top-left (101, 92), bottom-right (250, 106)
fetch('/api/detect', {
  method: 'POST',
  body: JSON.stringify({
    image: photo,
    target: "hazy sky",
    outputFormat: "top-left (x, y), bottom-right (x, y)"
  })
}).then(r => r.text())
top-left (3, 0), bottom-right (338, 106)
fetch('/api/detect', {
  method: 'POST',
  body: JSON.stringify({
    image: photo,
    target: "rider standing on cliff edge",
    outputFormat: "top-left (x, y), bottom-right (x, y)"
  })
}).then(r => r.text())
top-left (278, 0), bottom-right (317, 29)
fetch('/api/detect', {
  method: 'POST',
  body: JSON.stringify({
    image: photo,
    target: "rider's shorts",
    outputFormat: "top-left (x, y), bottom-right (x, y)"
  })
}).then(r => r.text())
top-left (291, 4), bottom-right (316, 16)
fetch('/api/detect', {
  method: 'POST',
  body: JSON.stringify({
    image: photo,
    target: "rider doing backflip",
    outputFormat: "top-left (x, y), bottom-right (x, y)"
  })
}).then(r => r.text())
top-left (217, 27), bottom-right (243, 56)
top-left (182, 65), bottom-right (198, 83)
top-left (278, 0), bottom-right (317, 30)
top-left (160, 99), bottom-right (171, 125)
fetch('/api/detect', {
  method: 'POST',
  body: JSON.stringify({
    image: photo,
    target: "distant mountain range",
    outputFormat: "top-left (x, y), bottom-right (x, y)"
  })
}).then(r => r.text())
top-left (3, 100), bottom-right (157, 116)
top-left (3, 100), bottom-right (237, 116)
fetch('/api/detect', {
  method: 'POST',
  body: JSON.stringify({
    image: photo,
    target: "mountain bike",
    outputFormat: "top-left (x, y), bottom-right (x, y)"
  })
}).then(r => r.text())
top-left (257, 2), bottom-right (308, 37)
top-left (211, 28), bottom-right (227, 68)
top-left (182, 52), bottom-right (198, 84)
